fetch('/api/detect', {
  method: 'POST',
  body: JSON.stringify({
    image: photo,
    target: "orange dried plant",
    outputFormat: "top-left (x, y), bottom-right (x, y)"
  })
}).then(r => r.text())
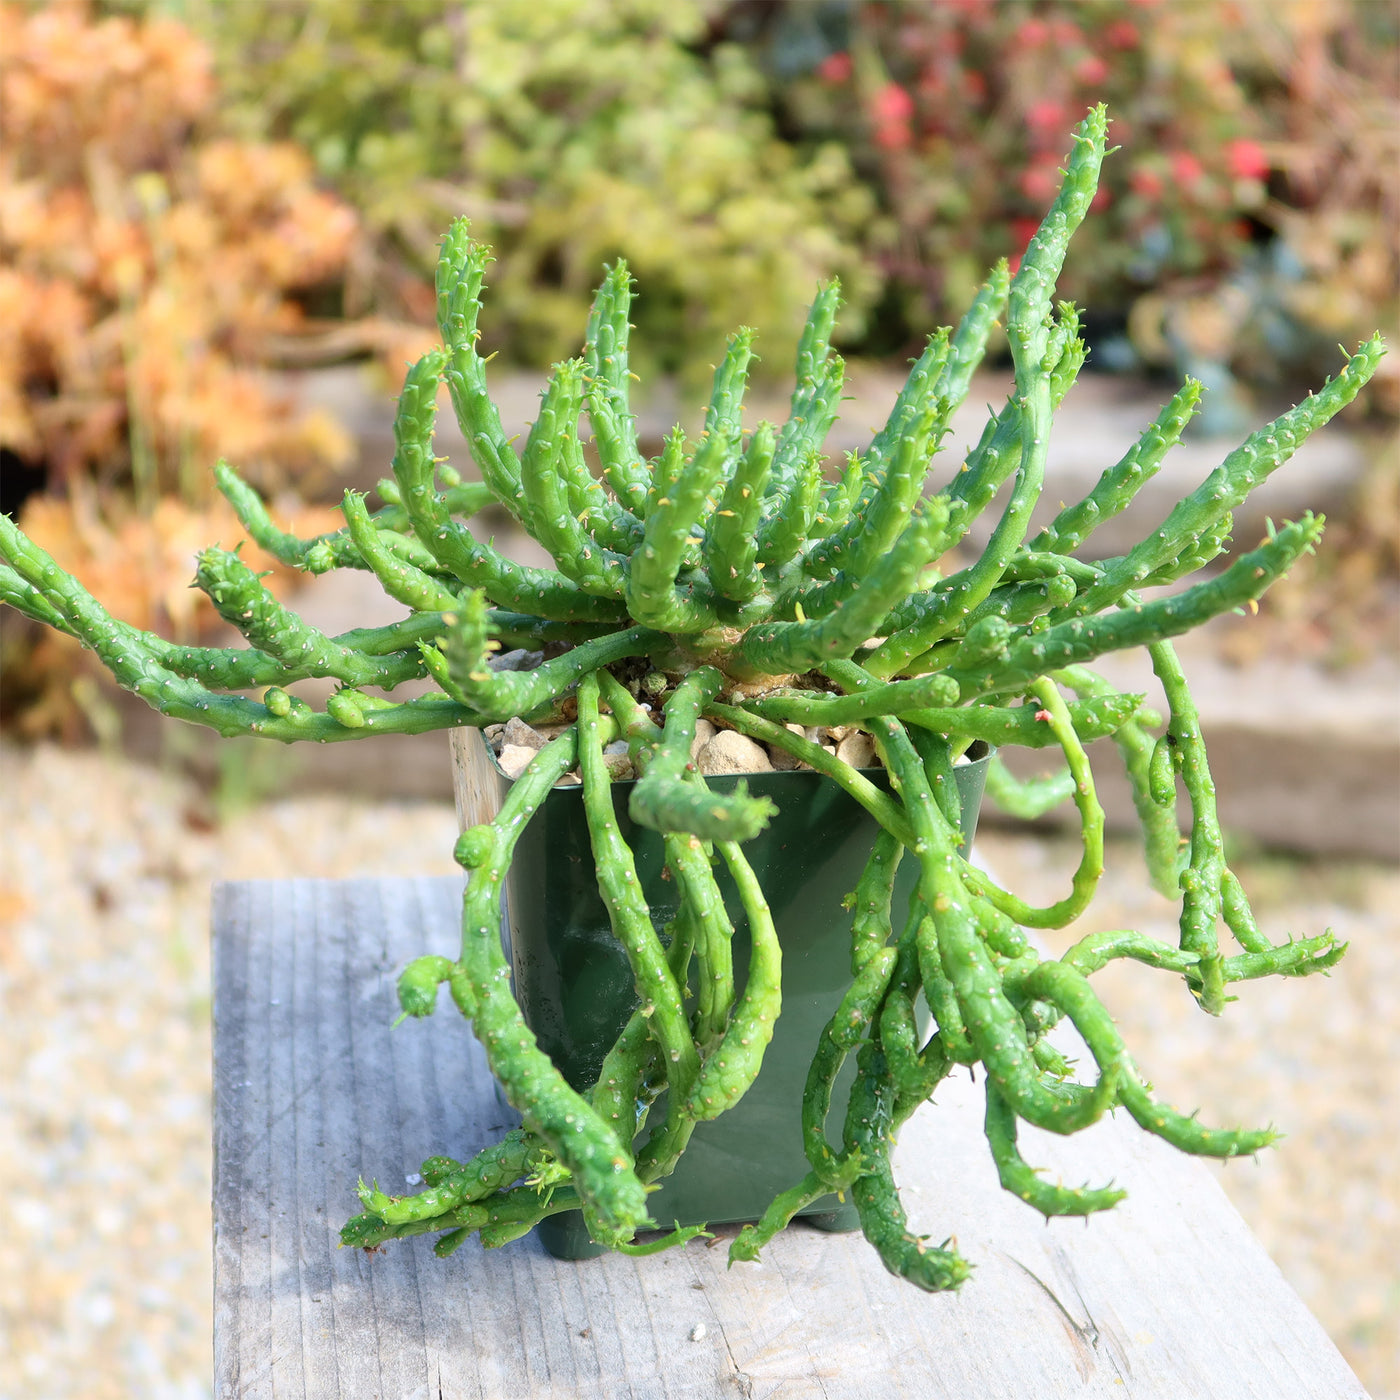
top-left (0, 0), bottom-right (359, 503)
top-left (0, 1), bottom-right (364, 739)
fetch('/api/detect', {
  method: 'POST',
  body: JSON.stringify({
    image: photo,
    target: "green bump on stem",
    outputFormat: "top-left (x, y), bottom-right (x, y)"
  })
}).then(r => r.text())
top-left (396, 955), bottom-right (456, 1020)
top-left (705, 422), bottom-right (773, 603)
top-left (1148, 733), bottom-right (1178, 807)
top-left (583, 259), bottom-right (650, 513)
top-left (520, 359), bottom-right (629, 596)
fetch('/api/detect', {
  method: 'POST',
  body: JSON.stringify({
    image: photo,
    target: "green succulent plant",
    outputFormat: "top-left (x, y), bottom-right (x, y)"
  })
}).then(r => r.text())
top-left (0, 108), bottom-right (1384, 1290)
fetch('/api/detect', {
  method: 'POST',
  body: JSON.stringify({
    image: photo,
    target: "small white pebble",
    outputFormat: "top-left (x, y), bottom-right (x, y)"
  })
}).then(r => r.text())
top-left (690, 718), bottom-right (717, 761)
top-left (405, 1173), bottom-right (422, 1186)
top-left (696, 730), bottom-right (772, 776)
top-left (690, 1323), bottom-right (707, 1342)
top-left (770, 724), bottom-right (806, 771)
top-left (497, 744), bottom-right (537, 779)
top-left (501, 716), bottom-right (547, 750)
top-left (835, 731), bottom-right (877, 770)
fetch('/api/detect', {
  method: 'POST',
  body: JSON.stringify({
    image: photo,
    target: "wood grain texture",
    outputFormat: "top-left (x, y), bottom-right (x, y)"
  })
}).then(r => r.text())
top-left (450, 728), bottom-right (499, 832)
top-left (213, 877), bottom-right (1369, 1400)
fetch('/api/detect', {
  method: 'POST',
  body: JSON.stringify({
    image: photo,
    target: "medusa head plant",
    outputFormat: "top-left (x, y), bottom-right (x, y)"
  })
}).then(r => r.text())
top-left (0, 109), bottom-right (1385, 1289)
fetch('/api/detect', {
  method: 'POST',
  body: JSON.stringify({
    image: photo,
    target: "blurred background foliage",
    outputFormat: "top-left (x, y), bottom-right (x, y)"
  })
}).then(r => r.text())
top-left (728, 0), bottom-right (1397, 427)
top-left (0, 0), bottom-right (350, 737)
top-left (1, 0), bottom-right (1396, 738)
top-left (0, 1), bottom-right (360, 506)
top-left (200, 0), bottom-right (881, 384)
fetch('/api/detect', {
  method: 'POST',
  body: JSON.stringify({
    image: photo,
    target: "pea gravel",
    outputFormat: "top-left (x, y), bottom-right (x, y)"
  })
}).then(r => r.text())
top-left (1, 740), bottom-right (1394, 1398)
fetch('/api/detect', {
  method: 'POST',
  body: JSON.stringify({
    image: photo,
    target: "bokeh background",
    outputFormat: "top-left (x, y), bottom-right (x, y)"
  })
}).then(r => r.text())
top-left (1, 2), bottom-right (1396, 1397)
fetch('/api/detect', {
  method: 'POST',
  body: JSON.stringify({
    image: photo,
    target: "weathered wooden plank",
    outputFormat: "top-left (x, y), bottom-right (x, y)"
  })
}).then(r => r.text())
top-left (451, 727), bottom-right (499, 831)
top-left (213, 877), bottom-right (1369, 1400)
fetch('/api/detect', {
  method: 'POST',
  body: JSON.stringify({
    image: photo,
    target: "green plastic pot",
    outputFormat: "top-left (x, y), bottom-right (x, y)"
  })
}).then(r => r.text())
top-left (459, 730), bottom-right (992, 1259)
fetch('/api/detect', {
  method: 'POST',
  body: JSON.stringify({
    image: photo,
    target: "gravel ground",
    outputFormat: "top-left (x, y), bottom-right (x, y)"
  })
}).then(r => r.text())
top-left (1, 740), bottom-right (1396, 1398)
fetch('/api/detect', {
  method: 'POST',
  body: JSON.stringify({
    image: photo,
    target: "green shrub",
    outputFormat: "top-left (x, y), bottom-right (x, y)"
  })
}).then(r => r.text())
top-left (182, 0), bottom-right (878, 386)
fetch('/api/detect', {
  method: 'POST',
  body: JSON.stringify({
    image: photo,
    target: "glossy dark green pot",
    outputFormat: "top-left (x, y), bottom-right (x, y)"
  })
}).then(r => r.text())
top-left (472, 732), bottom-right (992, 1259)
